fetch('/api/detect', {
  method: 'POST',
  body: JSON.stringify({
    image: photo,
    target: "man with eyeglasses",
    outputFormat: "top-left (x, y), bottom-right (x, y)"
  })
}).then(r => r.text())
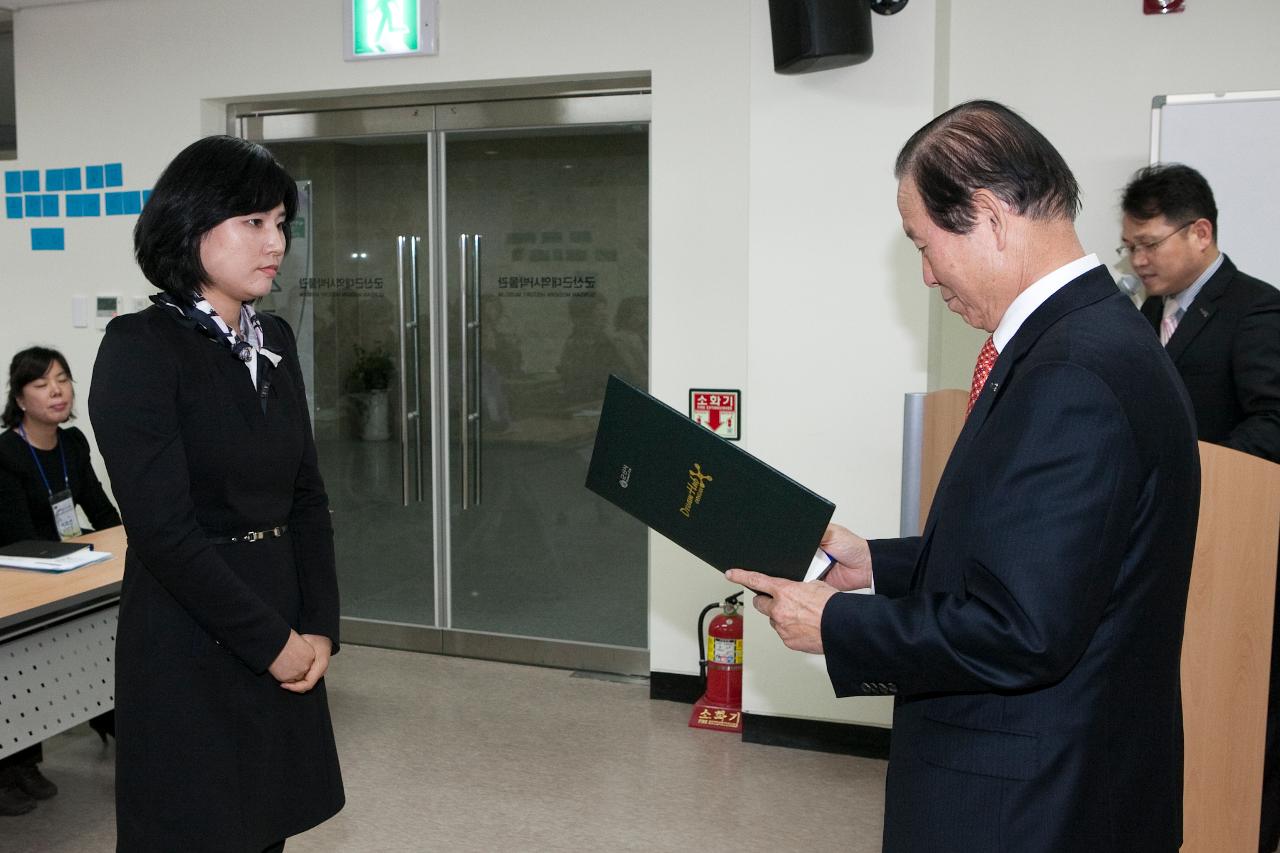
top-left (1120, 163), bottom-right (1280, 462)
top-left (1121, 162), bottom-right (1280, 853)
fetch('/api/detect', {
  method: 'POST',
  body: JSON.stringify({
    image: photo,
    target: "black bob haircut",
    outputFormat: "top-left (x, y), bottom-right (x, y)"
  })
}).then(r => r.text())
top-left (895, 100), bottom-right (1081, 235)
top-left (1121, 162), bottom-right (1218, 241)
top-left (134, 135), bottom-right (297, 302)
top-left (3, 346), bottom-right (74, 429)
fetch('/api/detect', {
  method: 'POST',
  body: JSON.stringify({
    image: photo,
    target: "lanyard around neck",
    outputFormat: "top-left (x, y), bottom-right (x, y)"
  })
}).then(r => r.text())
top-left (17, 423), bottom-right (70, 497)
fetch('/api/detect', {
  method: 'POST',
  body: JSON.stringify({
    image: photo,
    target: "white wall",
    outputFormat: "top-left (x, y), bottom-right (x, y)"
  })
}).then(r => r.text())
top-left (7, 0), bottom-right (1277, 730)
top-left (738, 0), bottom-right (936, 726)
top-left (2, 0), bottom-right (753, 412)
top-left (931, 0), bottom-right (1280, 390)
top-left (2, 0), bottom-right (755, 694)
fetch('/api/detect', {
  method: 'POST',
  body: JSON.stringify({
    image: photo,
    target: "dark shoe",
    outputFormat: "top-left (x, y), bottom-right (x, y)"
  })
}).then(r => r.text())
top-left (0, 784), bottom-right (36, 816)
top-left (12, 764), bottom-right (56, 800)
top-left (88, 712), bottom-right (114, 744)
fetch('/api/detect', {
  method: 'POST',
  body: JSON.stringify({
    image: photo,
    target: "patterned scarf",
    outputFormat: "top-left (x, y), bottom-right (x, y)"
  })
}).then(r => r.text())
top-left (151, 293), bottom-right (283, 368)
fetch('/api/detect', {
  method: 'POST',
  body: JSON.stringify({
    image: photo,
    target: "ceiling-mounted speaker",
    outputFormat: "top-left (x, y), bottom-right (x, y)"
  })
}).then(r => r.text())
top-left (768, 0), bottom-right (874, 74)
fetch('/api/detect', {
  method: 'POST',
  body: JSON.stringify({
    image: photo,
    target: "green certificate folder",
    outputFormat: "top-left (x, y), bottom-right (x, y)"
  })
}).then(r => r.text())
top-left (585, 375), bottom-right (835, 582)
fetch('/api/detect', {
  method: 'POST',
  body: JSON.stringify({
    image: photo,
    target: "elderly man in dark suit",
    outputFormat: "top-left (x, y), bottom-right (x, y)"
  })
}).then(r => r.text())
top-left (728, 101), bottom-right (1201, 853)
top-left (1120, 163), bottom-right (1280, 853)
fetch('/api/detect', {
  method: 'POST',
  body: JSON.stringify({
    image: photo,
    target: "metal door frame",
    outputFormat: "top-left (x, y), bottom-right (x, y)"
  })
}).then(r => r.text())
top-left (233, 87), bottom-right (651, 675)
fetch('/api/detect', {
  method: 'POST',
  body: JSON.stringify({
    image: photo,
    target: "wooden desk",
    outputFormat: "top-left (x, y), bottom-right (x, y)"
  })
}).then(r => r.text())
top-left (0, 527), bottom-right (127, 634)
top-left (0, 527), bottom-right (126, 758)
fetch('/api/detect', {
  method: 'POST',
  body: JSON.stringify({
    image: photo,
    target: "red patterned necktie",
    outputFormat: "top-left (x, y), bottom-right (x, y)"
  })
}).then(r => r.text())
top-left (966, 336), bottom-right (998, 418)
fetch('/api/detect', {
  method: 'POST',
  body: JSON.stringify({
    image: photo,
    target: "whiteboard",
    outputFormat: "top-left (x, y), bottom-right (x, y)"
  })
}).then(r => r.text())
top-left (1151, 91), bottom-right (1280, 288)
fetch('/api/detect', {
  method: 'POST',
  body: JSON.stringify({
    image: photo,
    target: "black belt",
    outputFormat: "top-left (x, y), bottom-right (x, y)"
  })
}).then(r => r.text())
top-left (209, 525), bottom-right (288, 544)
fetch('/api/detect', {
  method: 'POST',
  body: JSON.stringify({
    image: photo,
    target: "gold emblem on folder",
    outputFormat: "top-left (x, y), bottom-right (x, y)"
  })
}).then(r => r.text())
top-left (679, 463), bottom-right (713, 518)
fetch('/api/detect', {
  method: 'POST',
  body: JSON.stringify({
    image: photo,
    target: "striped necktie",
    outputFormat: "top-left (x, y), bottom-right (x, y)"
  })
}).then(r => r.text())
top-left (1160, 298), bottom-right (1183, 346)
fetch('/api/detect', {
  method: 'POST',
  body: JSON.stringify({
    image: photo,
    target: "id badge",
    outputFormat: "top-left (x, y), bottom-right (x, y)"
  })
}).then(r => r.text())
top-left (50, 489), bottom-right (83, 541)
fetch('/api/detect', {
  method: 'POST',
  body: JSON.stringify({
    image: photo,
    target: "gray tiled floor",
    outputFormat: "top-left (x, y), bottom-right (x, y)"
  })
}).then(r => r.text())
top-left (2, 645), bottom-right (886, 852)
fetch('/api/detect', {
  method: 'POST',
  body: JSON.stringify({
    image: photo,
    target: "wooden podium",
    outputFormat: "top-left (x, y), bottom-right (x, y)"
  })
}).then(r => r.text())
top-left (1181, 443), bottom-right (1280, 852)
top-left (917, 389), bottom-right (968, 532)
top-left (915, 389), bottom-right (1280, 852)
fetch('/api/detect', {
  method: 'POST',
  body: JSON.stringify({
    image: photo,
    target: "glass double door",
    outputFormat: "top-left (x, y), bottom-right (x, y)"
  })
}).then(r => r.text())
top-left (248, 96), bottom-right (649, 664)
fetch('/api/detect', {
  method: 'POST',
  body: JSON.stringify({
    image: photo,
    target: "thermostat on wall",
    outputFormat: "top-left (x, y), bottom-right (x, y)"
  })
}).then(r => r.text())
top-left (95, 295), bottom-right (119, 330)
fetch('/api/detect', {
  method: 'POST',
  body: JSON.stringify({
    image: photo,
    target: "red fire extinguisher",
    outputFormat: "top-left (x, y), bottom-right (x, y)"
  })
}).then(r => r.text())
top-left (689, 592), bottom-right (744, 733)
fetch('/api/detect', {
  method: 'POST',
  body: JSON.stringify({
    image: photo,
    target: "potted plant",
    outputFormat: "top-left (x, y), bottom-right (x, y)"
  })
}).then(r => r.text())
top-left (346, 345), bottom-right (395, 441)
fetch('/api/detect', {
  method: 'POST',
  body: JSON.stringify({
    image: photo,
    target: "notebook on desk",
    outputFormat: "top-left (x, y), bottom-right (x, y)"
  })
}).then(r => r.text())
top-left (0, 540), bottom-right (111, 573)
top-left (585, 375), bottom-right (835, 582)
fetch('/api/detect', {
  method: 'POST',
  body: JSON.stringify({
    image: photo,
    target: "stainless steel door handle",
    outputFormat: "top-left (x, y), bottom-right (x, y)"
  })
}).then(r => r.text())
top-left (409, 235), bottom-right (425, 504)
top-left (458, 233), bottom-right (472, 510)
top-left (396, 234), bottom-right (427, 506)
top-left (397, 235), bottom-right (411, 507)
top-left (458, 232), bottom-right (486, 509)
top-left (471, 234), bottom-right (483, 507)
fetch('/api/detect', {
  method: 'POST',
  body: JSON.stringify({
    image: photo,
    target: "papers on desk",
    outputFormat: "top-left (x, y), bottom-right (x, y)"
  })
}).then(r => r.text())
top-left (0, 540), bottom-right (113, 573)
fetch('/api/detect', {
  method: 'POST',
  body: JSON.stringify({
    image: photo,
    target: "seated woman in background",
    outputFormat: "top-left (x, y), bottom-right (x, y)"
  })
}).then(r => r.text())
top-left (0, 346), bottom-right (121, 817)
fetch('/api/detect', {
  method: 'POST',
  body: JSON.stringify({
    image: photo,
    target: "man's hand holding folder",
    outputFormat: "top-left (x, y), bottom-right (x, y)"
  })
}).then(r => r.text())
top-left (726, 523), bottom-right (874, 655)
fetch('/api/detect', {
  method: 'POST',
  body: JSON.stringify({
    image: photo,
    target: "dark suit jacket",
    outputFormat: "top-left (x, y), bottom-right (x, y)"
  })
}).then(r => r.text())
top-left (1140, 255), bottom-right (1280, 463)
top-left (821, 266), bottom-right (1200, 852)
top-left (90, 305), bottom-right (344, 852)
top-left (0, 425), bottom-right (120, 545)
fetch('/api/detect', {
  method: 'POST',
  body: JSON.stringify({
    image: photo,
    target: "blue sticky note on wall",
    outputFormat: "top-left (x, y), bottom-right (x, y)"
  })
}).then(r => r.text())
top-left (4, 172), bottom-right (20, 194)
top-left (63, 169), bottom-right (82, 191)
top-left (142, 189), bottom-right (152, 205)
top-left (46, 170), bottom-right (64, 191)
top-left (22, 171), bottom-right (39, 192)
top-left (67, 194), bottom-right (101, 217)
top-left (42, 195), bottom-right (58, 217)
top-left (25, 196), bottom-right (42, 217)
top-left (104, 163), bottom-right (123, 187)
top-left (31, 228), bottom-right (65, 251)
top-left (105, 192), bottom-right (123, 215)
top-left (121, 191), bottom-right (141, 215)
top-left (86, 166), bottom-right (104, 189)
top-left (6, 197), bottom-right (22, 219)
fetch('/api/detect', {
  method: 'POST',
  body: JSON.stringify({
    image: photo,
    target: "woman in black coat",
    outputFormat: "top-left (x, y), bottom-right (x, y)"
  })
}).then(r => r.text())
top-left (0, 346), bottom-right (122, 816)
top-left (89, 136), bottom-right (344, 853)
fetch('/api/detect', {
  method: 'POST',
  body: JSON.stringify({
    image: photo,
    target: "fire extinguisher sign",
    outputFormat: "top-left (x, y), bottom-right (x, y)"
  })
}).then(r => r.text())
top-left (689, 388), bottom-right (741, 441)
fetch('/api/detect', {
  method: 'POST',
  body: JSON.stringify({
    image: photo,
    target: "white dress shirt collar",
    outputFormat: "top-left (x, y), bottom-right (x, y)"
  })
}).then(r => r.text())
top-left (1168, 252), bottom-right (1224, 316)
top-left (992, 254), bottom-right (1102, 353)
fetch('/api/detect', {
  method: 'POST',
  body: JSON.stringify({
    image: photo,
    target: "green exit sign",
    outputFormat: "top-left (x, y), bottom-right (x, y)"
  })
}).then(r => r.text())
top-left (344, 0), bottom-right (438, 60)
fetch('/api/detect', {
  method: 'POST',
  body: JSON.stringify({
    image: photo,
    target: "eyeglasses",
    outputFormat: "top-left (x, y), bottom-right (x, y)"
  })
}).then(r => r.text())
top-left (1116, 221), bottom-right (1195, 261)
